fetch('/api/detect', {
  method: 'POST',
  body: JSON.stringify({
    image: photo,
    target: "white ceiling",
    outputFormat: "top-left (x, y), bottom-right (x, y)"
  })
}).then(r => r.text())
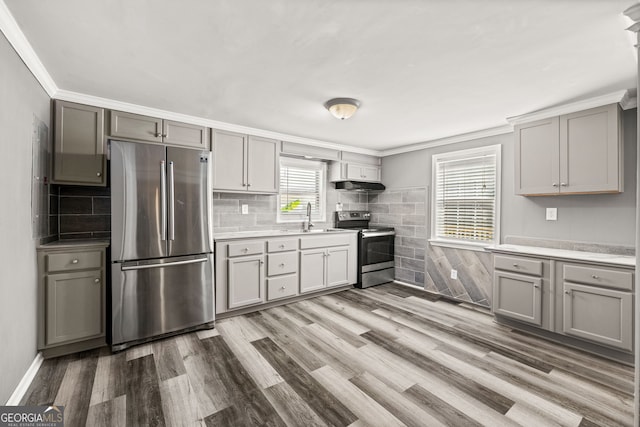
top-left (3, 0), bottom-right (638, 152)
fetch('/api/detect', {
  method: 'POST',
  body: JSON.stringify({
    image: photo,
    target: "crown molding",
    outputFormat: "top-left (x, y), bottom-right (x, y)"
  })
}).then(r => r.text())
top-left (55, 89), bottom-right (382, 156)
top-left (380, 124), bottom-right (513, 157)
top-left (506, 90), bottom-right (634, 125)
top-left (624, 3), bottom-right (640, 23)
top-left (0, 0), bottom-right (57, 97)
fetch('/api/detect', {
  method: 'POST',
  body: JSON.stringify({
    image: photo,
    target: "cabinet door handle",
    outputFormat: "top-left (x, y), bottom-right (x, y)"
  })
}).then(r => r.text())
top-left (260, 260), bottom-right (264, 265)
top-left (279, 263), bottom-right (285, 267)
top-left (243, 248), bottom-right (249, 252)
top-left (533, 284), bottom-right (540, 288)
top-left (280, 286), bottom-right (286, 290)
top-left (96, 172), bottom-right (102, 177)
top-left (512, 263), bottom-right (519, 268)
top-left (552, 183), bottom-right (558, 187)
top-left (247, 183), bottom-right (251, 187)
top-left (71, 259), bottom-right (79, 264)
top-left (560, 182), bottom-right (567, 187)
top-left (592, 274), bottom-right (599, 279)
top-left (94, 278), bottom-right (101, 283)
top-left (279, 244), bottom-right (285, 249)
top-left (162, 134), bottom-right (168, 138)
top-left (155, 132), bottom-right (162, 138)
top-left (564, 290), bottom-right (570, 295)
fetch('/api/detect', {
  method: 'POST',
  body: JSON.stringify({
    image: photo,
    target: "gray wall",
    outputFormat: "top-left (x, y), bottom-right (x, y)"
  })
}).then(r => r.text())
top-left (0, 33), bottom-right (51, 402)
top-left (383, 108), bottom-right (637, 246)
top-left (382, 108), bottom-right (637, 306)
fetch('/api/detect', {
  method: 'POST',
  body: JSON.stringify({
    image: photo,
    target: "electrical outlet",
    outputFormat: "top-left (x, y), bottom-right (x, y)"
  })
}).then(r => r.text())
top-left (450, 269), bottom-right (457, 280)
top-left (546, 208), bottom-right (558, 221)
top-left (241, 204), bottom-right (249, 215)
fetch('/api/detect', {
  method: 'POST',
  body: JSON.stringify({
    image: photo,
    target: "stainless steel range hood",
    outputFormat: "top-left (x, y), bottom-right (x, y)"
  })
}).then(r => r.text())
top-left (334, 181), bottom-right (386, 192)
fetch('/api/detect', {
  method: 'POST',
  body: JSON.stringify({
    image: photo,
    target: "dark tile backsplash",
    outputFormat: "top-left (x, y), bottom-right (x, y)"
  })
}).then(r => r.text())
top-left (57, 185), bottom-right (111, 240)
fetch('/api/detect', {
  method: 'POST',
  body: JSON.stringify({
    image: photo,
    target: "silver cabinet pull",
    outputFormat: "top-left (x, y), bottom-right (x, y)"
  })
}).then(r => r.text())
top-left (279, 244), bottom-right (285, 249)
top-left (533, 284), bottom-right (540, 288)
top-left (168, 161), bottom-right (175, 241)
top-left (71, 259), bottom-right (79, 264)
top-left (155, 132), bottom-right (162, 138)
top-left (592, 274), bottom-right (599, 279)
top-left (160, 160), bottom-right (167, 241)
top-left (96, 172), bottom-right (102, 177)
top-left (280, 286), bottom-right (286, 290)
top-left (512, 263), bottom-right (519, 268)
top-left (564, 290), bottom-right (570, 295)
top-left (162, 134), bottom-right (168, 138)
top-left (279, 263), bottom-right (285, 267)
top-left (552, 183), bottom-right (558, 187)
top-left (560, 182), bottom-right (567, 187)
top-left (243, 248), bottom-right (249, 252)
top-left (94, 278), bottom-right (100, 283)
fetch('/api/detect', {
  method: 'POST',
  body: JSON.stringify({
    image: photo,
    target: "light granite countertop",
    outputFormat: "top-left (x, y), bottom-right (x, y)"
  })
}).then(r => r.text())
top-left (214, 228), bottom-right (359, 241)
top-left (37, 239), bottom-right (110, 250)
top-left (486, 244), bottom-right (635, 268)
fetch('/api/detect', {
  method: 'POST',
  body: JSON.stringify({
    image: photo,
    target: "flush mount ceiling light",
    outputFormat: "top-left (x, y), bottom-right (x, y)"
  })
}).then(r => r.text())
top-left (324, 98), bottom-right (361, 120)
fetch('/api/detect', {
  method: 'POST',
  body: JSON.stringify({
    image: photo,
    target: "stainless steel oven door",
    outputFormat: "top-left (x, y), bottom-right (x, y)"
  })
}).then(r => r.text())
top-left (360, 231), bottom-right (395, 271)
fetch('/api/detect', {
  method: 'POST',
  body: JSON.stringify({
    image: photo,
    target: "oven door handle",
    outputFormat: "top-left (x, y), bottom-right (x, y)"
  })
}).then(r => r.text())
top-left (362, 231), bottom-right (396, 238)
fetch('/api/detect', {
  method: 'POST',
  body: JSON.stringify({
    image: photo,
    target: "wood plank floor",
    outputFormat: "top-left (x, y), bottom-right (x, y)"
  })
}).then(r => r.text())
top-left (21, 283), bottom-right (634, 426)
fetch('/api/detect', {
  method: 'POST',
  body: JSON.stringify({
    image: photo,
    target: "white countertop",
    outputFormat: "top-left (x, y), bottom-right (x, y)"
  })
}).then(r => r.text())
top-left (214, 228), bottom-right (359, 241)
top-left (37, 239), bottom-right (110, 250)
top-left (486, 244), bottom-right (635, 268)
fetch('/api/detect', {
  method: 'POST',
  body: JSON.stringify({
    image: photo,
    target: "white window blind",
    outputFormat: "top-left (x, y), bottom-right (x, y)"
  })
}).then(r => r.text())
top-left (433, 146), bottom-right (499, 245)
top-left (278, 157), bottom-right (326, 222)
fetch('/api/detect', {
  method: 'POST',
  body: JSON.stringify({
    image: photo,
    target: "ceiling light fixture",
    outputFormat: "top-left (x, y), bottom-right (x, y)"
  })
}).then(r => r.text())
top-left (324, 98), bottom-right (361, 120)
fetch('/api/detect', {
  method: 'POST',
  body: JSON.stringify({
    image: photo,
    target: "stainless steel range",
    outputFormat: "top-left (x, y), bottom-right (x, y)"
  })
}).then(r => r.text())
top-left (334, 211), bottom-right (395, 288)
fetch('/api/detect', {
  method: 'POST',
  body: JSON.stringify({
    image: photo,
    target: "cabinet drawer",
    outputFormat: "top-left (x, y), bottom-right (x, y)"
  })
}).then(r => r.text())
top-left (494, 255), bottom-right (543, 276)
top-left (228, 241), bottom-right (264, 257)
top-left (267, 275), bottom-right (298, 301)
top-left (267, 252), bottom-right (298, 276)
top-left (300, 234), bottom-right (351, 249)
top-left (267, 238), bottom-right (298, 253)
top-left (47, 251), bottom-right (102, 272)
top-left (563, 265), bottom-right (632, 291)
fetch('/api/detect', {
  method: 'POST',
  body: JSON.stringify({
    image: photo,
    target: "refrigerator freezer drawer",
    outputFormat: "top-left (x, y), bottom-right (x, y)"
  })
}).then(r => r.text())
top-left (111, 254), bottom-right (214, 350)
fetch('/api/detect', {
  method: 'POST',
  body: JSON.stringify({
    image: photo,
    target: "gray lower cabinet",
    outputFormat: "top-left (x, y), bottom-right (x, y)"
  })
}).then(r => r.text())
top-left (110, 110), bottom-right (209, 149)
top-left (227, 255), bottom-right (265, 309)
top-left (53, 100), bottom-right (106, 186)
top-left (493, 270), bottom-right (542, 326)
top-left (37, 242), bottom-right (108, 358)
top-left (212, 130), bottom-right (279, 193)
top-left (561, 262), bottom-right (633, 352)
top-left (492, 249), bottom-right (634, 357)
top-left (215, 233), bottom-right (357, 315)
top-left (515, 103), bottom-right (622, 195)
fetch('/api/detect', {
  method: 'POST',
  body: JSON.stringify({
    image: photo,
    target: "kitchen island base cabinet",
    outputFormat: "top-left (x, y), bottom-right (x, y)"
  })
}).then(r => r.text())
top-left (37, 241), bottom-right (109, 358)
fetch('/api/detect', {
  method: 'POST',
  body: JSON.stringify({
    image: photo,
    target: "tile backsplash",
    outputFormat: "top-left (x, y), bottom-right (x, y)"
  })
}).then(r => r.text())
top-left (212, 188), bottom-right (368, 233)
top-left (57, 186), bottom-right (111, 239)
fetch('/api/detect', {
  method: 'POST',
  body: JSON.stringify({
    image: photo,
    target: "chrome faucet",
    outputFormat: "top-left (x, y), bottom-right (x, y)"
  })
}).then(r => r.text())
top-left (303, 202), bottom-right (314, 232)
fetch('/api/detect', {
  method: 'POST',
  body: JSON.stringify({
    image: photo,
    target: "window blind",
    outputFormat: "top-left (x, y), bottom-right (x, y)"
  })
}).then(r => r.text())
top-left (278, 157), bottom-right (326, 221)
top-left (434, 153), bottom-right (497, 242)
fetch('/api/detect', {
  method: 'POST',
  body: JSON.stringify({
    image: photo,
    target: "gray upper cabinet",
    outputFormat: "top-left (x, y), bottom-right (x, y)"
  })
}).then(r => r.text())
top-left (212, 130), bottom-right (278, 193)
top-left (515, 104), bottom-right (622, 196)
top-left (110, 110), bottom-right (209, 149)
top-left (53, 100), bottom-right (106, 186)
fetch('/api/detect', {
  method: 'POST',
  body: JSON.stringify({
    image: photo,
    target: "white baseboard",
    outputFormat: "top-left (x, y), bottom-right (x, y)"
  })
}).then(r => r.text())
top-left (5, 352), bottom-right (43, 405)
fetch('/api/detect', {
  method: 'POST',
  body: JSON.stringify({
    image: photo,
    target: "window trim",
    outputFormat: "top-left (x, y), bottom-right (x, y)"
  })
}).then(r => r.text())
top-left (430, 144), bottom-right (501, 251)
top-left (277, 156), bottom-right (327, 224)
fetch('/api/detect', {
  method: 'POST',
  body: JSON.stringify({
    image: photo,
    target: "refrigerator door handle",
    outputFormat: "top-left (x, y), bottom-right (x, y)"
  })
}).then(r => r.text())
top-left (160, 160), bottom-right (167, 241)
top-left (121, 257), bottom-right (207, 271)
top-left (168, 161), bottom-right (176, 241)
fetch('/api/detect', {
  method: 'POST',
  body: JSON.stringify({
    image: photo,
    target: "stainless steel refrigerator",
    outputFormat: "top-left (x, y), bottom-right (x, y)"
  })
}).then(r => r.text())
top-left (110, 140), bottom-right (214, 351)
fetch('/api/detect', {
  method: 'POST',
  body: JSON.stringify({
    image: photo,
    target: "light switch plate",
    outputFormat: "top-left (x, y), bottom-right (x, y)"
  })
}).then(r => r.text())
top-left (241, 204), bottom-right (249, 215)
top-left (546, 208), bottom-right (557, 221)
